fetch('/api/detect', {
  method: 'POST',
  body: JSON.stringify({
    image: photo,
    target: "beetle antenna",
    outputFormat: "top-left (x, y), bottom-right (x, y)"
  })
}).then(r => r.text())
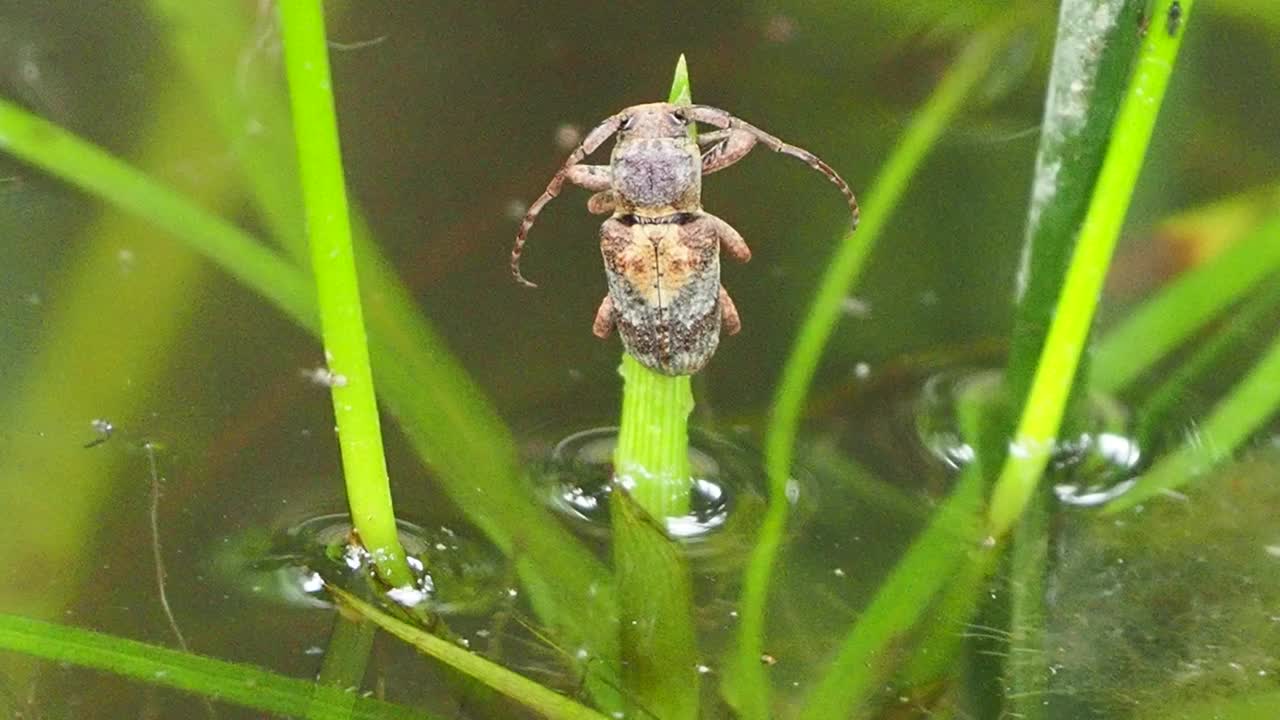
top-left (685, 105), bottom-right (859, 232)
top-left (511, 113), bottom-right (624, 287)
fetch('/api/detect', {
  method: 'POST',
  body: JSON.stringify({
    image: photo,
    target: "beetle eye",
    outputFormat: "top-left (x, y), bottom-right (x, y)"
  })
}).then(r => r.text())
top-left (670, 112), bottom-right (687, 125)
top-left (618, 116), bottom-right (634, 131)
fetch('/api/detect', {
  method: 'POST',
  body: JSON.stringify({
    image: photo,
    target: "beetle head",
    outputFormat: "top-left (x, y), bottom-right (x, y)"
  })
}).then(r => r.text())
top-left (617, 102), bottom-right (691, 140)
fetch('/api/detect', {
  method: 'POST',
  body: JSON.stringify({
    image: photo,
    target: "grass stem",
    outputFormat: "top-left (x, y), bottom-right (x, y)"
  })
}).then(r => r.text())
top-left (277, 0), bottom-right (414, 588)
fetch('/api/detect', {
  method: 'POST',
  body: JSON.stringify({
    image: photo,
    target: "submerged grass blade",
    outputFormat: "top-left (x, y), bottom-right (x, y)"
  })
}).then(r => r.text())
top-left (987, 0), bottom-right (1197, 539)
top-left (799, 365), bottom-right (998, 720)
top-left (798, 467), bottom-right (989, 720)
top-left (1134, 272), bottom-right (1280, 446)
top-left (0, 613), bottom-right (424, 720)
top-left (611, 491), bottom-right (700, 719)
top-left (730, 15), bottom-right (1030, 718)
top-left (330, 588), bottom-right (609, 720)
top-left (1104, 329), bottom-right (1280, 512)
top-left (277, 0), bottom-right (413, 588)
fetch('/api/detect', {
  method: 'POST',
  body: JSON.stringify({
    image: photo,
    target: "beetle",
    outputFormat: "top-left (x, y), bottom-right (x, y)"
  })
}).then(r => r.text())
top-left (510, 102), bottom-right (859, 375)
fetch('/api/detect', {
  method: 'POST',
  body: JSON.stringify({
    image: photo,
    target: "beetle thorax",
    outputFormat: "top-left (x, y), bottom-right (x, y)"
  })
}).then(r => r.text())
top-left (611, 138), bottom-right (702, 214)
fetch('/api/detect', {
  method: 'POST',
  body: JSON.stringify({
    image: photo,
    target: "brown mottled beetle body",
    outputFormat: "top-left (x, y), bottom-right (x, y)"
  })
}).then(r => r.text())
top-left (512, 102), bottom-right (859, 375)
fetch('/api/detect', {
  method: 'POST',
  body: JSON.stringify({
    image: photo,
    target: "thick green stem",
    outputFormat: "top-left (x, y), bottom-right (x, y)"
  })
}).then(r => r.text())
top-left (987, 0), bottom-right (1196, 539)
top-left (613, 353), bottom-right (694, 517)
top-left (277, 0), bottom-right (413, 588)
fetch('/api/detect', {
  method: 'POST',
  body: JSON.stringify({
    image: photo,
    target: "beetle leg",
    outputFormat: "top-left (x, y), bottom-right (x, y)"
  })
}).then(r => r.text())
top-left (566, 164), bottom-right (612, 191)
top-left (587, 190), bottom-right (616, 215)
top-left (511, 114), bottom-right (625, 287)
top-left (701, 211), bottom-right (751, 263)
top-left (696, 129), bottom-right (732, 146)
top-left (719, 286), bottom-right (742, 335)
top-left (682, 104), bottom-right (860, 231)
top-left (592, 295), bottom-right (615, 338)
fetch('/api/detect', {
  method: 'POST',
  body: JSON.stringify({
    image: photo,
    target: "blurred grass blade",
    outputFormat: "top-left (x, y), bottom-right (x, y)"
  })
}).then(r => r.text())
top-left (0, 97), bottom-right (315, 323)
top-left (730, 14), bottom-right (1031, 718)
top-left (798, 467), bottom-right (988, 720)
top-left (278, 0), bottom-right (414, 588)
top-left (146, 0), bottom-right (308, 261)
top-left (987, 0), bottom-right (1197, 539)
top-left (0, 613), bottom-right (425, 720)
top-left (798, 368), bottom-right (997, 719)
top-left (1104, 329), bottom-right (1280, 512)
top-left (1134, 272), bottom-right (1280, 445)
top-left (330, 588), bottom-right (609, 720)
top-left (308, 617), bottom-right (376, 720)
top-left (0, 88), bottom-right (222, 690)
top-left (1092, 211), bottom-right (1280, 393)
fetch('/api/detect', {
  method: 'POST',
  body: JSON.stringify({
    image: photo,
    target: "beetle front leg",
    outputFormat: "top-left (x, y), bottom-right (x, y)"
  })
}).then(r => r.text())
top-left (592, 294), bottom-right (615, 338)
top-left (566, 164), bottom-right (612, 191)
top-left (719, 286), bottom-right (742, 335)
top-left (587, 190), bottom-right (616, 215)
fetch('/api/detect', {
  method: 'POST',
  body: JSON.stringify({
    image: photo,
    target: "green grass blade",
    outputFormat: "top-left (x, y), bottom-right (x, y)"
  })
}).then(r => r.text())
top-left (278, 0), bottom-right (414, 589)
top-left (611, 491), bottom-right (700, 719)
top-left (308, 617), bottom-right (376, 720)
top-left (613, 332), bottom-right (694, 519)
top-left (798, 366), bottom-right (998, 719)
top-left (729, 16), bottom-right (1029, 718)
top-left (987, 0), bottom-right (1197, 539)
top-left (1092, 211), bottom-right (1280, 393)
top-left (1134, 272), bottom-right (1280, 446)
top-left (330, 588), bottom-right (610, 720)
top-left (798, 467), bottom-right (989, 720)
top-left (994, 1), bottom-right (1142, 711)
top-left (1104, 329), bottom-right (1280, 512)
top-left (0, 613), bottom-right (426, 720)
top-left (0, 97), bottom-right (315, 326)
top-left (146, 0), bottom-right (309, 261)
